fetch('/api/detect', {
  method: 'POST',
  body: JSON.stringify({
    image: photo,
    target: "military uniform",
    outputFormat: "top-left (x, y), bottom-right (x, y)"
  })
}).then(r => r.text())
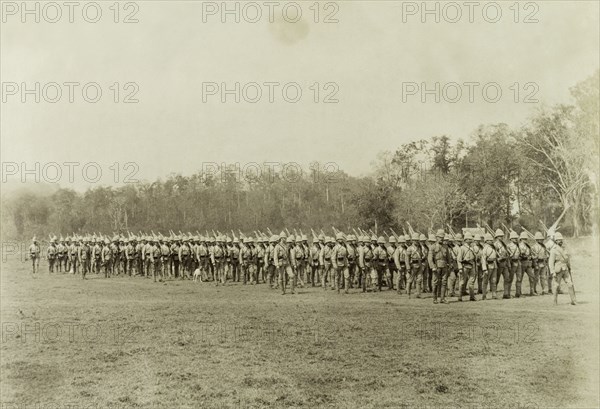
top-left (274, 236), bottom-right (294, 295)
top-left (320, 238), bottom-right (334, 290)
top-left (458, 233), bottom-right (477, 301)
top-left (518, 232), bottom-right (537, 295)
top-left (480, 235), bottom-right (498, 300)
top-left (78, 240), bottom-right (90, 278)
top-left (28, 239), bottom-right (41, 274)
top-left (393, 237), bottom-right (407, 294)
top-left (427, 232), bottom-right (447, 303)
top-left (47, 240), bottom-right (57, 273)
top-left (405, 234), bottom-right (423, 298)
top-left (548, 233), bottom-right (576, 305)
top-left (531, 232), bottom-right (549, 295)
top-left (331, 234), bottom-right (349, 294)
top-left (507, 232), bottom-right (522, 297)
top-left (493, 230), bottom-right (511, 299)
top-left (373, 237), bottom-right (388, 292)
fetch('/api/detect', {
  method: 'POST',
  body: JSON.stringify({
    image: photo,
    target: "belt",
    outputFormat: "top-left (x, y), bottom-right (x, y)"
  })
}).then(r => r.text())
top-left (463, 261), bottom-right (473, 266)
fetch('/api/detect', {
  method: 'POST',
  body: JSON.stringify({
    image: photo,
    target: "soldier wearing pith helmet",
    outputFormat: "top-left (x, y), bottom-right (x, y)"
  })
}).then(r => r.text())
top-left (493, 229), bottom-right (511, 299)
top-left (480, 233), bottom-right (498, 300)
top-left (548, 232), bottom-right (576, 305)
top-left (531, 231), bottom-right (549, 295)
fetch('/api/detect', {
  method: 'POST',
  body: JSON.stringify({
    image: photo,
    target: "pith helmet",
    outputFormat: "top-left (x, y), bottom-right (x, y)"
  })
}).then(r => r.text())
top-left (286, 236), bottom-right (293, 243)
top-left (377, 236), bottom-right (385, 244)
top-left (554, 232), bottom-right (564, 240)
top-left (436, 229), bottom-right (445, 238)
top-left (279, 232), bottom-right (287, 239)
top-left (318, 234), bottom-right (325, 241)
top-left (484, 233), bottom-right (493, 242)
top-left (389, 236), bottom-right (396, 243)
top-left (519, 232), bottom-right (528, 240)
top-left (371, 235), bottom-right (377, 242)
top-left (289, 235), bottom-right (295, 242)
top-left (411, 233), bottom-right (419, 241)
top-left (534, 232), bottom-right (544, 240)
top-left (509, 231), bottom-right (518, 240)
top-left (464, 232), bottom-right (473, 240)
top-left (455, 233), bottom-right (463, 241)
top-left (420, 234), bottom-right (426, 242)
top-left (428, 234), bottom-right (436, 242)
top-left (398, 235), bottom-right (406, 244)
top-left (494, 229), bottom-right (504, 238)
top-left (326, 236), bottom-right (334, 244)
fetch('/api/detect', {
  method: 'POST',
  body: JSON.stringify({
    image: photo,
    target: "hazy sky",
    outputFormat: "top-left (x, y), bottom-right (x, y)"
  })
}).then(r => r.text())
top-left (1, 0), bottom-right (599, 189)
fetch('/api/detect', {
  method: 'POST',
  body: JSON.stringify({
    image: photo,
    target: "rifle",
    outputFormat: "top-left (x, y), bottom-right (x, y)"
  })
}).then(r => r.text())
top-left (267, 227), bottom-right (273, 235)
top-left (285, 228), bottom-right (291, 235)
top-left (446, 224), bottom-right (457, 239)
top-left (311, 228), bottom-right (318, 240)
top-left (406, 222), bottom-right (416, 235)
top-left (389, 228), bottom-right (401, 241)
top-left (352, 228), bottom-right (360, 239)
top-left (520, 227), bottom-right (536, 240)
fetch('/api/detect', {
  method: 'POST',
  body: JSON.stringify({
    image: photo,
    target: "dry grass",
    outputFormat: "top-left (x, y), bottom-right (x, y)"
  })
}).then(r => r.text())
top-left (1, 237), bottom-right (599, 409)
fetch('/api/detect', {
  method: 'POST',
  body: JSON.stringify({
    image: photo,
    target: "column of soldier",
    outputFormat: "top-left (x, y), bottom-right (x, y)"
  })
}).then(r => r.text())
top-left (29, 223), bottom-right (576, 305)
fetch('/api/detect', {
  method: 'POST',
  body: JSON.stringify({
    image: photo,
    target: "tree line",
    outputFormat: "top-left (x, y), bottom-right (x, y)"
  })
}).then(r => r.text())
top-left (2, 71), bottom-right (598, 240)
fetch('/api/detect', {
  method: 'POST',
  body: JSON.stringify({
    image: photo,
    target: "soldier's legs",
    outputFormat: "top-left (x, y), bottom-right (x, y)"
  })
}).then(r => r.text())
top-left (448, 268), bottom-right (457, 297)
top-left (497, 261), bottom-right (510, 298)
top-left (385, 265), bottom-right (393, 290)
top-left (465, 265), bottom-right (476, 300)
top-left (421, 264), bottom-right (429, 292)
top-left (524, 262), bottom-right (536, 295)
top-left (73, 259), bottom-right (78, 274)
top-left (552, 270), bottom-right (576, 305)
top-left (439, 267), bottom-right (449, 303)
top-left (81, 259), bottom-right (87, 279)
top-left (431, 267), bottom-right (441, 303)
top-left (48, 258), bottom-right (54, 273)
top-left (514, 262), bottom-right (523, 297)
top-left (333, 267), bottom-right (341, 293)
top-left (538, 264), bottom-right (548, 294)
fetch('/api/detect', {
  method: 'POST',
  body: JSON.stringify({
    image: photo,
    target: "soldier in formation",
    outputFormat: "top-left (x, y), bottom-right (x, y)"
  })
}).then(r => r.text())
top-left (32, 227), bottom-right (575, 305)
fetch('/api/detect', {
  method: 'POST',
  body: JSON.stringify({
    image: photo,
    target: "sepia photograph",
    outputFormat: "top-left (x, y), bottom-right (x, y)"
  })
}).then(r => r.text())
top-left (1, 1), bottom-right (599, 408)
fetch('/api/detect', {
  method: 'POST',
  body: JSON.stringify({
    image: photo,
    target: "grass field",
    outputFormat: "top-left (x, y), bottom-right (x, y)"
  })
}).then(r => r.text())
top-left (1, 238), bottom-right (599, 409)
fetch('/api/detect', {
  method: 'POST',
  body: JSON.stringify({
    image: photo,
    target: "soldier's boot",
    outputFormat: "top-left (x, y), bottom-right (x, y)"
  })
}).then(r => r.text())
top-left (469, 288), bottom-right (476, 301)
top-left (515, 281), bottom-right (522, 298)
top-left (322, 274), bottom-right (327, 290)
top-left (362, 274), bottom-right (367, 293)
top-left (280, 277), bottom-right (286, 295)
top-left (568, 286), bottom-right (577, 305)
top-left (407, 280), bottom-right (412, 298)
top-left (553, 289), bottom-right (559, 305)
top-left (291, 277), bottom-right (296, 294)
top-left (503, 280), bottom-right (511, 299)
top-left (416, 282), bottom-right (421, 299)
top-left (336, 275), bottom-right (340, 293)
top-left (440, 284), bottom-right (448, 303)
top-left (344, 277), bottom-right (350, 294)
